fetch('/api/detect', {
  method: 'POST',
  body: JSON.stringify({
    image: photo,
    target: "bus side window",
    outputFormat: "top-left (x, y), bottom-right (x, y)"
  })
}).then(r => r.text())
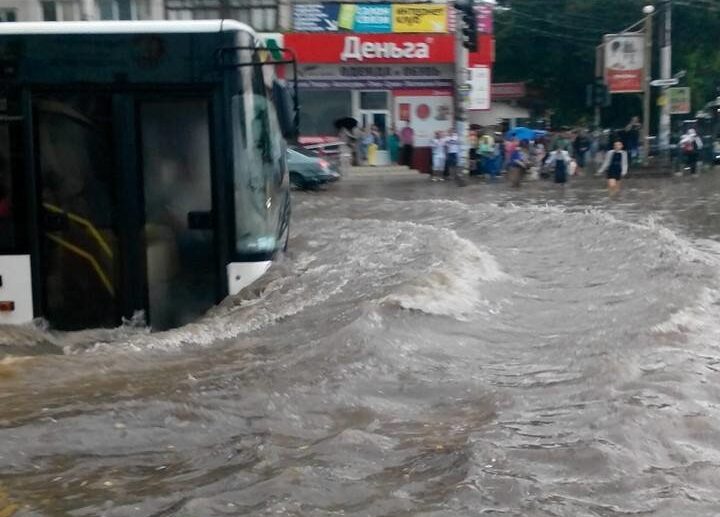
top-left (0, 124), bottom-right (13, 251)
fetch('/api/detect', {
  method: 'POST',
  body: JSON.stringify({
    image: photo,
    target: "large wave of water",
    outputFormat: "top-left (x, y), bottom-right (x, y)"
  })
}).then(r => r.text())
top-left (2, 191), bottom-right (720, 516)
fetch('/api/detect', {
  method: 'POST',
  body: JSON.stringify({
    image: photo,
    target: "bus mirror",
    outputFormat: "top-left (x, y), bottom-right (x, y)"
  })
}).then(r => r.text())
top-left (273, 80), bottom-right (299, 141)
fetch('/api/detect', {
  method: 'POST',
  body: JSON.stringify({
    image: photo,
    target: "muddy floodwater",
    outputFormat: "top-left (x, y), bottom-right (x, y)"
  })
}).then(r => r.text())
top-left (3, 173), bottom-right (720, 516)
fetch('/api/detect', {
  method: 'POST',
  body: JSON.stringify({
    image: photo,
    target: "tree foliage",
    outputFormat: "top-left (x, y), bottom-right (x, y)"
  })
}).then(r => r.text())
top-left (494, 0), bottom-right (720, 127)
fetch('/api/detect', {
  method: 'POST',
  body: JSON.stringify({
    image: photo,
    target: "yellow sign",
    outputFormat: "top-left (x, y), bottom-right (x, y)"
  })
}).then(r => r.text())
top-left (392, 4), bottom-right (447, 33)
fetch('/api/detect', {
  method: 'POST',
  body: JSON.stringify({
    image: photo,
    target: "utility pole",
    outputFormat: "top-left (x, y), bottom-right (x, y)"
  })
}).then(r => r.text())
top-left (455, 16), bottom-right (469, 175)
top-left (453, 0), bottom-right (477, 180)
top-left (641, 7), bottom-right (654, 165)
top-left (594, 44), bottom-right (603, 129)
top-left (659, 0), bottom-right (672, 151)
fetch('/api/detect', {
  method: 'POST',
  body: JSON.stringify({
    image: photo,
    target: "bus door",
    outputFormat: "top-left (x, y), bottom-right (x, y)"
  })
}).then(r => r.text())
top-left (33, 94), bottom-right (121, 330)
top-left (138, 99), bottom-right (217, 330)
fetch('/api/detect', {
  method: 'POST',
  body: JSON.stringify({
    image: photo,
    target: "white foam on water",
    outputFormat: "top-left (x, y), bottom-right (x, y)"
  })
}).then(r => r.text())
top-left (382, 227), bottom-right (509, 320)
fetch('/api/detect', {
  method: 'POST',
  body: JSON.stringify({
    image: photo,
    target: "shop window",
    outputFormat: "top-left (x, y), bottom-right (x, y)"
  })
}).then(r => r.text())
top-left (0, 10), bottom-right (17, 22)
top-left (360, 91), bottom-right (389, 111)
top-left (42, 1), bottom-right (82, 21)
top-left (165, 0), bottom-right (278, 31)
top-left (98, 0), bottom-right (152, 20)
top-left (300, 90), bottom-right (352, 137)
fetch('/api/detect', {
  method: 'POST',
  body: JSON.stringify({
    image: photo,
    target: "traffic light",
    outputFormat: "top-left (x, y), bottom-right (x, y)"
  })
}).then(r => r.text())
top-left (586, 80), bottom-right (610, 108)
top-left (454, 0), bottom-right (478, 52)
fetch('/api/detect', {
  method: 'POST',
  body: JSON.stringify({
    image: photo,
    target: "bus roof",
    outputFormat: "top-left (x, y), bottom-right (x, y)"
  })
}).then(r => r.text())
top-left (0, 20), bottom-right (256, 36)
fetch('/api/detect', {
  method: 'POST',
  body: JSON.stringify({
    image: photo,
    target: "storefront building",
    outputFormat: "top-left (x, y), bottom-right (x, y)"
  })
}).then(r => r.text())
top-left (281, 2), bottom-right (494, 169)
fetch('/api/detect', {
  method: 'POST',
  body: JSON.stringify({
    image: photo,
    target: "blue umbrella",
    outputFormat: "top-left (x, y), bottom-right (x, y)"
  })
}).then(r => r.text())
top-left (505, 127), bottom-right (545, 141)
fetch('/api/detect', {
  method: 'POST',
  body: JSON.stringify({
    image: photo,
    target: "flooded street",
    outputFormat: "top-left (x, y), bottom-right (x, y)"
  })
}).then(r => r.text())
top-left (3, 173), bottom-right (720, 516)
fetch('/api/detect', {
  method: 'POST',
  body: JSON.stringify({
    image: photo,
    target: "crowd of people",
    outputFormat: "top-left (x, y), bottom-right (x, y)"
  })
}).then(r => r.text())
top-left (336, 115), bottom-right (712, 194)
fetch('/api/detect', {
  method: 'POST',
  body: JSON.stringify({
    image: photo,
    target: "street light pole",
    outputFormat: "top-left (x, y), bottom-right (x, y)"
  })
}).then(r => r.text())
top-left (641, 7), bottom-right (654, 165)
top-left (659, 0), bottom-right (672, 151)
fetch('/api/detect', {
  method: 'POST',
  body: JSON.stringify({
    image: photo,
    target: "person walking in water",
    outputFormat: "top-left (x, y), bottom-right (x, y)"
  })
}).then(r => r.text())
top-left (546, 144), bottom-right (571, 185)
top-left (507, 140), bottom-right (529, 188)
top-left (680, 128), bottom-right (703, 175)
top-left (430, 130), bottom-right (446, 181)
top-left (598, 140), bottom-right (628, 194)
top-left (400, 122), bottom-right (415, 167)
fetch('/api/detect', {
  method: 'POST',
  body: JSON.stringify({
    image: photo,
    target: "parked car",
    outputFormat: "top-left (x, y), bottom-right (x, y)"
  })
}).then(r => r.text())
top-left (287, 147), bottom-right (340, 189)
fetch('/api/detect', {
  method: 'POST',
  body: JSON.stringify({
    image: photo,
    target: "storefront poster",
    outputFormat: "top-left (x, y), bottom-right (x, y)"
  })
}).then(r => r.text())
top-left (604, 33), bottom-right (644, 93)
top-left (394, 89), bottom-right (454, 146)
top-left (392, 4), bottom-right (447, 33)
top-left (468, 66), bottom-right (490, 111)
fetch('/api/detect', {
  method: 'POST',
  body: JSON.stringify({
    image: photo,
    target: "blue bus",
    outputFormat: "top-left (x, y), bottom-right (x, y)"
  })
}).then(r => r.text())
top-left (0, 21), bottom-right (297, 330)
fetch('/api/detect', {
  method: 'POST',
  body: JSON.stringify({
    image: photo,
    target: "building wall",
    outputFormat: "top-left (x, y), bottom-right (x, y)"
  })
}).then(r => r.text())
top-left (0, 0), bottom-right (292, 27)
top-left (0, 0), bottom-right (43, 21)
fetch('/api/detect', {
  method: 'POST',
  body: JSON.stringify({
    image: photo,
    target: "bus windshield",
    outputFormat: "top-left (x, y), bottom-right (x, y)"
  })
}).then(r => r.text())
top-left (233, 58), bottom-right (288, 257)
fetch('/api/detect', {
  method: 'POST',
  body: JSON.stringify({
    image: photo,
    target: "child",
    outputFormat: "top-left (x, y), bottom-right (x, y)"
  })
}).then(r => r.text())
top-left (431, 130), bottom-right (446, 181)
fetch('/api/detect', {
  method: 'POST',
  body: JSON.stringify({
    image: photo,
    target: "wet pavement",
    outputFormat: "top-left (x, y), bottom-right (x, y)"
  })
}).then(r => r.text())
top-left (2, 171), bottom-right (720, 516)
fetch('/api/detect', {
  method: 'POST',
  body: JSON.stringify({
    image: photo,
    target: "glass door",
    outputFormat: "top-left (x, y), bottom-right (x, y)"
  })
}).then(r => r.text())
top-left (34, 94), bottom-right (121, 329)
top-left (138, 99), bottom-right (216, 330)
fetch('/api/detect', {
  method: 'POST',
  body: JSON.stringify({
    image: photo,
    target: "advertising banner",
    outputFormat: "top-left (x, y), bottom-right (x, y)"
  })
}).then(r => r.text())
top-left (468, 66), bottom-right (491, 111)
top-left (668, 87), bottom-right (691, 114)
top-left (293, 3), bottom-right (392, 32)
top-left (284, 33), bottom-right (456, 64)
top-left (603, 33), bottom-right (644, 93)
top-left (292, 4), bottom-right (340, 32)
top-left (340, 4), bottom-right (392, 32)
top-left (293, 2), bottom-right (448, 33)
top-left (392, 4), bottom-right (447, 33)
top-left (293, 63), bottom-right (454, 90)
top-left (394, 89), bottom-right (454, 146)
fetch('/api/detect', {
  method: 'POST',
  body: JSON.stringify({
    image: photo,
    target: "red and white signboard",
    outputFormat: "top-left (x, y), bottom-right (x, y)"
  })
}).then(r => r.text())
top-left (394, 89), bottom-right (454, 146)
top-left (284, 33), bottom-right (454, 64)
top-left (604, 33), bottom-right (644, 94)
top-left (492, 82), bottom-right (526, 100)
top-left (468, 35), bottom-right (495, 67)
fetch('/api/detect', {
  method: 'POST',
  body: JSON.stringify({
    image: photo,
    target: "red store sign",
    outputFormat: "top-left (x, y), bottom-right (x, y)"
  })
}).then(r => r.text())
top-left (284, 33), bottom-right (493, 65)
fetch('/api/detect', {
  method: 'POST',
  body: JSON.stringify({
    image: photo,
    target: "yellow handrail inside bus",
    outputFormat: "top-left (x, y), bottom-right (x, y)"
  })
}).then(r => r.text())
top-left (45, 234), bottom-right (115, 298)
top-left (43, 203), bottom-right (114, 259)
